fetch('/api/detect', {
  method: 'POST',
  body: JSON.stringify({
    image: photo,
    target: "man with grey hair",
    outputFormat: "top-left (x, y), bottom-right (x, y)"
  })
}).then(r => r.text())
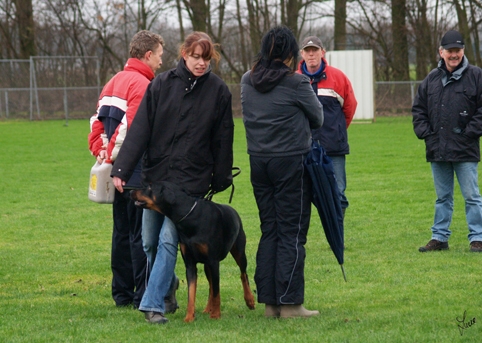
top-left (297, 36), bottom-right (357, 219)
top-left (88, 30), bottom-right (168, 308)
top-left (413, 30), bottom-right (482, 253)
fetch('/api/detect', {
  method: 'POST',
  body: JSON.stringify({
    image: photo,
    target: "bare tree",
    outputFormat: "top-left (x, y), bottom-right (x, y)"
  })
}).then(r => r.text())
top-left (175, 0), bottom-right (185, 41)
top-left (407, 0), bottom-right (438, 80)
top-left (3, 0), bottom-right (482, 87)
top-left (452, 0), bottom-right (475, 62)
top-left (182, 0), bottom-right (208, 31)
top-left (348, 0), bottom-right (393, 80)
top-left (0, 0), bottom-right (18, 58)
top-left (0, 0), bottom-right (37, 58)
top-left (13, 0), bottom-right (36, 58)
top-left (283, 0), bottom-right (305, 38)
top-left (468, 0), bottom-right (481, 65)
top-left (334, 0), bottom-right (346, 50)
top-left (129, 0), bottom-right (173, 31)
top-left (235, 0), bottom-right (249, 70)
top-left (246, 0), bottom-right (269, 57)
top-left (392, 0), bottom-right (409, 80)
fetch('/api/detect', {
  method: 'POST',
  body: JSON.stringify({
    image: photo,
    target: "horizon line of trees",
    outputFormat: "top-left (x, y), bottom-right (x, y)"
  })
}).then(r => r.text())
top-left (1, 0), bottom-right (481, 85)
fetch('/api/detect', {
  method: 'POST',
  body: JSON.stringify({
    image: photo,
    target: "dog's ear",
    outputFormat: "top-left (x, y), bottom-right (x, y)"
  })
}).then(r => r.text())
top-left (157, 182), bottom-right (177, 205)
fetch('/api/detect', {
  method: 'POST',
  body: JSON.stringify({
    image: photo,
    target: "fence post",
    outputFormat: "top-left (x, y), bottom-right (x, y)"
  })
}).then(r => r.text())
top-left (63, 59), bottom-right (69, 126)
top-left (5, 90), bottom-right (9, 119)
top-left (64, 89), bottom-right (69, 126)
top-left (410, 81), bottom-right (415, 105)
top-left (96, 58), bottom-right (101, 95)
top-left (32, 58), bottom-right (40, 119)
top-left (29, 57), bottom-right (33, 120)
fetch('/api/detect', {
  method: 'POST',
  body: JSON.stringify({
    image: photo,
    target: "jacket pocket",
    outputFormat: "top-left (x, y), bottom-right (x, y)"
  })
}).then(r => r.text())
top-left (424, 134), bottom-right (438, 160)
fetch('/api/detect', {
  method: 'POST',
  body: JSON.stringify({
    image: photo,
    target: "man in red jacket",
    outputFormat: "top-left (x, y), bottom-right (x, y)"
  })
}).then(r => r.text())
top-left (88, 30), bottom-right (165, 309)
top-left (298, 36), bottom-right (357, 218)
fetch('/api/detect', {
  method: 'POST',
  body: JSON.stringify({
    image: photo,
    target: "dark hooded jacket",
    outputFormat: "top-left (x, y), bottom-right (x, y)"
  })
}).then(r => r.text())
top-left (412, 56), bottom-right (482, 162)
top-left (111, 58), bottom-right (234, 197)
top-left (241, 60), bottom-right (323, 157)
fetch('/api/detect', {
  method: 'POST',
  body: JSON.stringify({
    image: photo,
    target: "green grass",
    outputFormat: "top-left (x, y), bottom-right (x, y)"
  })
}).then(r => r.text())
top-left (0, 117), bottom-right (480, 342)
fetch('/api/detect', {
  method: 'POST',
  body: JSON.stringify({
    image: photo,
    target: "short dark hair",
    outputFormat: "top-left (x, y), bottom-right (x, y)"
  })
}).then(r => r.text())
top-left (129, 30), bottom-right (165, 59)
top-left (253, 26), bottom-right (299, 70)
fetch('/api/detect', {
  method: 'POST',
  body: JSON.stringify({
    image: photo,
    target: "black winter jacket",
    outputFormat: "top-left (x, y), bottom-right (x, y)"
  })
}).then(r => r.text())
top-left (241, 61), bottom-right (323, 157)
top-left (111, 58), bottom-right (234, 197)
top-left (412, 57), bottom-right (482, 162)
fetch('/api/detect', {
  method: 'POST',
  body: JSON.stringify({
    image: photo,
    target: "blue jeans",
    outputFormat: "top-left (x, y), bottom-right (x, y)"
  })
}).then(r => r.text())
top-left (139, 209), bottom-right (179, 313)
top-left (330, 155), bottom-right (348, 210)
top-left (430, 161), bottom-right (482, 242)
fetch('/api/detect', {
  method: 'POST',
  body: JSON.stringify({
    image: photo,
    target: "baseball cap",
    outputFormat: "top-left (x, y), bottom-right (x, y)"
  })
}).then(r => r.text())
top-left (441, 30), bottom-right (465, 49)
top-left (301, 36), bottom-right (323, 50)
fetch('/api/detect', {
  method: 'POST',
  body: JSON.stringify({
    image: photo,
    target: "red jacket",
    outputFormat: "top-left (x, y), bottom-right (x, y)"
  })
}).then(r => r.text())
top-left (297, 58), bottom-right (357, 155)
top-left (88, 58), bottom-right (154, 187)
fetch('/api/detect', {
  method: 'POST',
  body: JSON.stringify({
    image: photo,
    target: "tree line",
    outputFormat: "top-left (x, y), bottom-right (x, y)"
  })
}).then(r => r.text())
top-left (1, 0), bottom-right (481, 84)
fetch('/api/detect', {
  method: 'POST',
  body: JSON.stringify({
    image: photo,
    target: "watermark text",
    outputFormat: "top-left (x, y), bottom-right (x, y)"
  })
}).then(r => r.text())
top-left (456, 310), bottom-right (476, 336)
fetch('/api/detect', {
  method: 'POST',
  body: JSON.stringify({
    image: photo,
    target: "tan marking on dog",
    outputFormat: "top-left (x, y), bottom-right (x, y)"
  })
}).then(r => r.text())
top-left (241, 273), bottom-right (256, 309)
top-left (180, 243), bottom-right (187, 256)
top-left (131, 191), bottom-right (164, 214)
top-left (195, 243), bottom-right (209, 255)
top-left (184, 279), bottom-right (197, 323)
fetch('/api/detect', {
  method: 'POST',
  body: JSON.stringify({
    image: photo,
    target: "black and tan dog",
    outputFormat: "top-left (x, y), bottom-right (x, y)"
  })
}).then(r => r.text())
top-left (131, 181), bottom-right (255, 322)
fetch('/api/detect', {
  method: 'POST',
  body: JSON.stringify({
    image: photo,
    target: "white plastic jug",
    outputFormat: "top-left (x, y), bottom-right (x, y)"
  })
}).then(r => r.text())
top-left (88, 161), bottom-right (115, 204)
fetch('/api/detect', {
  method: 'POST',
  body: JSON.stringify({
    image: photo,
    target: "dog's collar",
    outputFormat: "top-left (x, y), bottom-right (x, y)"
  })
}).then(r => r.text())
top-left (177, 200), bottom-right (198, 223)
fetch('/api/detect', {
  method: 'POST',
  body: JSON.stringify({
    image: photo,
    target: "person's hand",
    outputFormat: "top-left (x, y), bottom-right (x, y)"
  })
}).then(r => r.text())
top-left (96, 150), bottom-right (107, 164)
top-left (113, 176), bottom-right (126, 193)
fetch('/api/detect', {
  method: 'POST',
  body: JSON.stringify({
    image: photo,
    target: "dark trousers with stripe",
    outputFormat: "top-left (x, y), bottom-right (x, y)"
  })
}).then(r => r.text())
top-left (250, 154), bottom-right (312, 305)
top-left (111, 189), bottom-right (147, 308)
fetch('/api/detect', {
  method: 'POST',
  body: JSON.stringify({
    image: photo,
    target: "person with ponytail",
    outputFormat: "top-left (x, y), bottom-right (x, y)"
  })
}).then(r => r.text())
top-left (241, 26), bottom-right (323, 318)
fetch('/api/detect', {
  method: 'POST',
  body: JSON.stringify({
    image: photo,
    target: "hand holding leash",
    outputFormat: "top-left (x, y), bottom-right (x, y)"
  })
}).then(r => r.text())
top-left (113, 176), bottom-right (126, 193)
top-left (206, 167), bottom-right (241, 203)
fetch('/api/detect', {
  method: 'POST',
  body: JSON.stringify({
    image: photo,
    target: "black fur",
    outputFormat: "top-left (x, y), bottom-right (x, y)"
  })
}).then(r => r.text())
top-left (131, 181), bottom-right (255, 322)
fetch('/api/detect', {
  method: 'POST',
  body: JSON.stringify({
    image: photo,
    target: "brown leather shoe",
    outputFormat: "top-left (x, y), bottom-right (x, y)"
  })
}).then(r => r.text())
top-left (470, 241), bottom-right (482, 252)
top-left (419, 239), bottom-right (448, 252)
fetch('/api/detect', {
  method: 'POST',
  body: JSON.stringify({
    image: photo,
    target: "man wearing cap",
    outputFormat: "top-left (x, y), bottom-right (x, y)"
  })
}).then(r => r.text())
top-left (297, 36), bottom-right (357, 219)
top-left (413, 30), bottom-right (482, 252)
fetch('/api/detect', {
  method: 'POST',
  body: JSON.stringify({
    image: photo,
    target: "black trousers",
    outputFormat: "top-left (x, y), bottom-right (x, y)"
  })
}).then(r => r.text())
top-left (250, 154), bottom-right (312, 305)
top-left (111, 189), bottom-right (147, 307)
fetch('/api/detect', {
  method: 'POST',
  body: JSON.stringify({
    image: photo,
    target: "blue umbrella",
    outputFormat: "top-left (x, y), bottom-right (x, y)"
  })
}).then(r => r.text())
top-left (305, 140), bottom-right (346, 281)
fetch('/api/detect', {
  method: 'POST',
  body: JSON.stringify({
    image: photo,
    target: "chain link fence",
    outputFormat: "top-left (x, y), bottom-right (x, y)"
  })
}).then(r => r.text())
top-left (375, 81), bottom-right (422, 117)
top-left (0, 57), bottom-right (100, 122)
top-left (0, 57), bottom-right (421, 121)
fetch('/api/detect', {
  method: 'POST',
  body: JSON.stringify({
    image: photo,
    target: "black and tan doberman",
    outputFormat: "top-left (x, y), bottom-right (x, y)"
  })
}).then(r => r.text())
top-left (131, 181), bottom-right (255, 322)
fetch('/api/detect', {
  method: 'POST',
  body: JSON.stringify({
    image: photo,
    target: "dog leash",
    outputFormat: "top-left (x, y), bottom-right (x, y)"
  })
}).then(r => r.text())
top-left (177, 200), bottom-right (198, 223)
top-left (205, 167), bottom-right (241, 203)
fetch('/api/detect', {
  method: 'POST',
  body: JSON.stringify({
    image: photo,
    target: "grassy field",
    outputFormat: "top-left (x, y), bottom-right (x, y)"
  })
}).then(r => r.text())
top-left (0, 116), bottom-right (480, 342)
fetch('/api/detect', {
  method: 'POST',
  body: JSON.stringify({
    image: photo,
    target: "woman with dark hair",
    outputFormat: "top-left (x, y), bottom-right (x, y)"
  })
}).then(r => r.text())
top-left (112, 31), bottom-right (234, 324)
top-left (241, 26), bottom-right (323, 318)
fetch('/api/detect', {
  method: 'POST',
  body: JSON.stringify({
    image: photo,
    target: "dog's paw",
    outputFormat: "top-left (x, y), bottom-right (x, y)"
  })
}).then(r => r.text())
top-left (184, 314), bottom-right (195, 323)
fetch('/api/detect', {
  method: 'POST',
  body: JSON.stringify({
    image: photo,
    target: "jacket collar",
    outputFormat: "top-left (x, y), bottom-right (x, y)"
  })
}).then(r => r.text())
top-left (297, 58), bottom-right (327, 83)
top-left (174, 58), bottom-right (212, 86)
top-left (438, 56), bottom-right (468, 86)
top-left (124, 58), bottom-right (155, 80)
